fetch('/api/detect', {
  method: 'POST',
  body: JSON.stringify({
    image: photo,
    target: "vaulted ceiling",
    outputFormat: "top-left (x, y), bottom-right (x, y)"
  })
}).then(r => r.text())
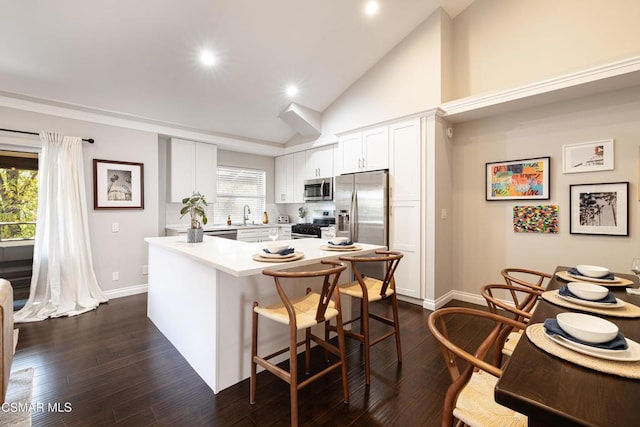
top-left (0, 1), bottom-right (474, 144)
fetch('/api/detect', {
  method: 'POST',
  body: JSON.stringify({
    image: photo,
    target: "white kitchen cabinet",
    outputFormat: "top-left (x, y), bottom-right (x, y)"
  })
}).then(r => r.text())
top-left (237, 228), bottom-right (270, 243)
top-left (389, 119), bottom-right (421, 201)
top-left (279, 225), bottom-right (291, 240)
top-left (292, 151), bottom-right (306, 202)
top-left (338, 126), bottom-right (389, 174)
top-left (275, 152), bottom-right (305, 203)
top-left (169, 138), bottom-right (217, 203)
top-left (390, 200), bottom-right (421, 299)
top-left (338, 132), bottom-right (362, 174)
top-left (305, 145), bottom-right (334, 179)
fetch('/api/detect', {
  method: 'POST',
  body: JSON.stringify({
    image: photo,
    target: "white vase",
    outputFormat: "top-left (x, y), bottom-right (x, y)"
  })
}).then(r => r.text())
top-left (298, 217), bottom-right (305, 224)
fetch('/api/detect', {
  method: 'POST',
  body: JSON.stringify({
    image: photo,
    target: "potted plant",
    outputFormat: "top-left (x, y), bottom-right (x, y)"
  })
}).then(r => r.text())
top-left (180, 192), bottom-right (208, 243)
top-left (298, 206), bottom-right (307, 224)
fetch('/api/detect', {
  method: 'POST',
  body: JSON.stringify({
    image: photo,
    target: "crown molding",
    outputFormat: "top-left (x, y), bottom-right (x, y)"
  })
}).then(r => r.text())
top-left (0, 92), bottom-right (285, 157)
top-left (441, 56), bottom-right (640, 123)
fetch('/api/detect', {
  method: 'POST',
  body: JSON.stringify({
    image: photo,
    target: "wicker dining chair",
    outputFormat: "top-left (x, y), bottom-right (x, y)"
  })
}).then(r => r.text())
top-left (481, 283), bottom-right (543, 366)
top-left (250, 260), bottom-right (349, 427)
top-left (427, 307), bottom-right (528, 427)
top-left (501, 267), bottom-right (552, 291)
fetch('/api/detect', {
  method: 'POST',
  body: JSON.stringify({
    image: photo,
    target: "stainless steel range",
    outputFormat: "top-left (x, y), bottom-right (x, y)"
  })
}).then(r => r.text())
top-left (291, 217), bottom-right (335, 239)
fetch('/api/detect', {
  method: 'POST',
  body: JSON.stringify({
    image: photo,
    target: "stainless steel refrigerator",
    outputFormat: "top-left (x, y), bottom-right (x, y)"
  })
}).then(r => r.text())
top-left (335, 170), bottom-right (388, 280)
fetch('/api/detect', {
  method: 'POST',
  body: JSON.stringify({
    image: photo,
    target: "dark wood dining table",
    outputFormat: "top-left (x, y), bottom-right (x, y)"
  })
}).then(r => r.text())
top-left (495, 266), bottom-right (640, 427)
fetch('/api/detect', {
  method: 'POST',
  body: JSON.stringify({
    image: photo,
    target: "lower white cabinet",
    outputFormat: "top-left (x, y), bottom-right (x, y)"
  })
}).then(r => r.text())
top-left (237, 228), bottom-right (271, 243)
top-left (279, 226), bottom-right (291, 240)
top-left (390, 200), bottom-right (421, 299)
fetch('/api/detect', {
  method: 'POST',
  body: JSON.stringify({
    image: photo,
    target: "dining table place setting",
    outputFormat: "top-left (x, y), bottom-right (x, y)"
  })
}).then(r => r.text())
top-left (555, 264), bottom-right (634, 286)
top-left (542, 280), bottom-right (640, 318)
top-left (319, 237), bottom-right (362, 252)
top-left (526, 311), bottom-right (640, 379)
top-left (252, 242), bottom-right (304, 263)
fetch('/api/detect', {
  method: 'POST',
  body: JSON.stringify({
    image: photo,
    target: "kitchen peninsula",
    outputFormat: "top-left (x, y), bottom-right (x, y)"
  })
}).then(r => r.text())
top-left (144, 235), bottom-right (385, 393)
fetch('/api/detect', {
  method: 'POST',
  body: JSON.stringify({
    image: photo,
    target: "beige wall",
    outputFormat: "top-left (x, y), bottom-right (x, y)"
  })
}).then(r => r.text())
top-left (0, 107), bottom-right (159, 294)
top-left (320, 8), bottom-right (451, 137)
top-left (450, 85), bottom-right (640, 298)
top-left (452, 0), bottom-right (640, 99)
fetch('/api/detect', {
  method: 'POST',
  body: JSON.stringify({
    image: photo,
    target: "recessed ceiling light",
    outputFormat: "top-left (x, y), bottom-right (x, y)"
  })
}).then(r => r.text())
top-left (199, 50), bottom-right (216, 67)
top-left (365, 1), bottom-right (379, 15)
top-left (286, 85), bottom-right (299, 97)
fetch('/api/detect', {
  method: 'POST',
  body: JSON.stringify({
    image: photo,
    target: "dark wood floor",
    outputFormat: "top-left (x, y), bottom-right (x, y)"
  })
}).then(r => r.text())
top-left (11, 294), bottom-right (492, 426)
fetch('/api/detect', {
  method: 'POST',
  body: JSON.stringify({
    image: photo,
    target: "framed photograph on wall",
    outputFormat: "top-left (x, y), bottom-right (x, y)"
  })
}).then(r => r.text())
top-left (562, 139), bottom-right (614, 174)
top-left (486, 157), bottom-right (550, 201)
top-left (93, 159), bottom-right (144, 209)
top-left (569, 182), bottom-right (628, 236)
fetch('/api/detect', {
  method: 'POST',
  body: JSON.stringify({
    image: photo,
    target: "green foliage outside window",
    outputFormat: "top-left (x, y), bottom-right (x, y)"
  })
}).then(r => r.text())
top-left (0, 168), bottom-right (38, 241)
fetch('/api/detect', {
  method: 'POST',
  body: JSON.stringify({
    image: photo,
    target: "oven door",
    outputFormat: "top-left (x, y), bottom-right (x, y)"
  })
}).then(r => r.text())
top-left (291, 232), bottom-right (319, 239)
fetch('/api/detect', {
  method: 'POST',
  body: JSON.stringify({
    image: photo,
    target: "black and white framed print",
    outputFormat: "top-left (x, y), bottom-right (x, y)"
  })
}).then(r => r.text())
top-left (569, 182), bottom-right (628, 236)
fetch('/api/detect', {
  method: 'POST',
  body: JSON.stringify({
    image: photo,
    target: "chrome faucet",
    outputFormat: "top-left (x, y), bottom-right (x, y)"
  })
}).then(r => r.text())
top-left (243, 205), bottom-right (251, 226)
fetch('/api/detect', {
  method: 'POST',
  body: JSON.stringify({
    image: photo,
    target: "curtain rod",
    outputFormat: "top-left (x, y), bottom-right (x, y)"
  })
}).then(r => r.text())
top-left (0, 128), bottom-right (95, 144)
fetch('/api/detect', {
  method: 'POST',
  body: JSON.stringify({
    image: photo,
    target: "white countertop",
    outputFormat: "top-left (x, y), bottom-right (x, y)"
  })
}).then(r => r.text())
top-left (145, 235), bottom-right (385, 277)
top-left (165, 223), bottom-right (292, 233)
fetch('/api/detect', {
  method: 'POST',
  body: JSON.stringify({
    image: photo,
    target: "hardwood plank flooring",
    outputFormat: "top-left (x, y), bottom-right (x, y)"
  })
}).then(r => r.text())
top-left (10, 294), bottom-right (492, 426)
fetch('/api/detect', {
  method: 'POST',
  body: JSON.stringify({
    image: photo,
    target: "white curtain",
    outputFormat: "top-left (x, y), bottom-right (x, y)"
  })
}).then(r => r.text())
top-left (14, 132), bottom-right (107, 323)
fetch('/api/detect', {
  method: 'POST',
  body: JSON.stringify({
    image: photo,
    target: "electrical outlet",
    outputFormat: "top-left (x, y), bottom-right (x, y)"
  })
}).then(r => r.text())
top-left (112, 272), bottom-right (119, 281)
top-left (142, 265), bottom-right (148, 275)
top-left (112, 222), bottom-right (120, 232)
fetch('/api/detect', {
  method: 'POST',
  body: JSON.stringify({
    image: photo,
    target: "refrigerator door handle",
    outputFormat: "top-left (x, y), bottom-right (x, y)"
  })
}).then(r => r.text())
top-left (352, 191), bottom-right (358, 242)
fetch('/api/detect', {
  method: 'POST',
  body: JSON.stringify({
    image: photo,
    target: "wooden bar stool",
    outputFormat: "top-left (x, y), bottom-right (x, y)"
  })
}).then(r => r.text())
top-left (332, 250), bottom-right (403, 386)
top-left (250, 260), bottom-right (349, 427)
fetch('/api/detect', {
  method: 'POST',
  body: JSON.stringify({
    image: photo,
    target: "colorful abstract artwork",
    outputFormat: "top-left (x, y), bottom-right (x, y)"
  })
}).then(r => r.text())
top-left (513, 205), bottom-right (559, 233)
top-left (486, 157), bottom-right (550, 200)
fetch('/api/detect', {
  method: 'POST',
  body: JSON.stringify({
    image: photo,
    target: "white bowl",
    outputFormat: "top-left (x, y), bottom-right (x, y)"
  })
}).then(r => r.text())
top-left (576, 264), bottom-right (610, 278)
top-left (330, 237), bottom-right (349, 244)
top-left (556, 312), bottom-right (618, 344)
top-left (567, 282), bottom-right (609, 301)
top-left (266, 243), bottom-right (289, 253)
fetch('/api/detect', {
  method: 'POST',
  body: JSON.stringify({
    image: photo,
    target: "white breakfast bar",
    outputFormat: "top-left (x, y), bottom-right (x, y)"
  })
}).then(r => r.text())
top-left (144, 235), bottom-right (385, 393)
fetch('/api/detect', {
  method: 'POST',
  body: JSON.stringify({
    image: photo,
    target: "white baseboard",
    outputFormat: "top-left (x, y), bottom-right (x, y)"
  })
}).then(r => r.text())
top-left (103, 284), bottom-right (148, 299)
top-left (422, 290), bottom-right (489, 311)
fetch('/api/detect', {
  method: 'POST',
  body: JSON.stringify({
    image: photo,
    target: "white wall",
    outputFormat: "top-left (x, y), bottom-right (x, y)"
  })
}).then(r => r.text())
top-left (319, 8), bottom-right (450, 138)
top-left (450, 86), bottom-right (640, 298)
top-left (452, 0), bottom-right (640, 98)
top-left (0, 107), bottom-right (159, 295)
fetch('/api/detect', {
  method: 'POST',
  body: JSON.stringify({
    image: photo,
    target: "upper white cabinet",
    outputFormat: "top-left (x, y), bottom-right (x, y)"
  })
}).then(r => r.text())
top-left (275, 152), bottom-right (305, 204)
top-left (305, 145), bottom-right (334, 179)
top-left (389, 119), bottom-right (421, 201)
top-left (169, 138), bottom-right (217, 203)
top-left (339, 126), bottom-right (389, 174)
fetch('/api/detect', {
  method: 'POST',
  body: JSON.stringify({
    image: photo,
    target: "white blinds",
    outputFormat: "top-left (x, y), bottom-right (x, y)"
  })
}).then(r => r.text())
top-left (214, 166), bottom-right (265, 225)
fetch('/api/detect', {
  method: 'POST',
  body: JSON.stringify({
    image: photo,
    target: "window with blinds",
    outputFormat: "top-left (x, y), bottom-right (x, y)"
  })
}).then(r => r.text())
top-left (214, 166), bottom-right (266, 225)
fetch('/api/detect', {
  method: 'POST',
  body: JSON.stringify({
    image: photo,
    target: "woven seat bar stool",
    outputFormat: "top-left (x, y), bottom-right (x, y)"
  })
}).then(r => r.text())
top-left (428, 307), bottom-right (528, 427)
top-left (331, 250), bottom-right (403, 386)
top-left (250, 260), bottom-right (349, 427)
top-left (501, 267), bottom-right (552, 291)
top-left (481, 283), bottom-right (542, 366)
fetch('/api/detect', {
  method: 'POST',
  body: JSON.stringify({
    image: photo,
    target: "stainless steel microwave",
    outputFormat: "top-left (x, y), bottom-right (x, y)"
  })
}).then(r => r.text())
top-left (304, 178), bottom-right (333, 201)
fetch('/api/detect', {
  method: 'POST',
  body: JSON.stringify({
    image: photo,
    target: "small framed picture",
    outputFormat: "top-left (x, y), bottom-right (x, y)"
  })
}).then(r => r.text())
top-left (93, 159), bottom-right (144, 209)
top-left (486, 157), bottom-right (550, 201)
top-left (562, 139), bottom-right (614, 174)
top-left (569, 182), bottom-right (628, 236)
